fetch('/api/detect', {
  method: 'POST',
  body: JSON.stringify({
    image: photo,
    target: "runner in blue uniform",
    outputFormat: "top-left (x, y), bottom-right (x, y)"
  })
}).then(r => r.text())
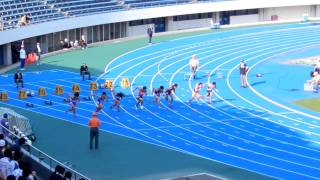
top-left (165, 83), bottom-right (178, 107)
top-left (152, 85), bottom-right (164, 108)
top-left (65, 92), bottom-right (80, 117)
top-left (95, 92), bottom-right (108, 112)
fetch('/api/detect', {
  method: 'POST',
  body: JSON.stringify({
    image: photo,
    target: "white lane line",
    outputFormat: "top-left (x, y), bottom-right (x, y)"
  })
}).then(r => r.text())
top-left (246, 46), bottom-right (320, 122)
top-left (226, 44), bottom-right (320, 130)
top-left (129, 33), bottom-right (320, 169)
top-left (95, 25), bottom-right (320, 179)
top-left (174, 34), bottom-right (320, 149)
top-left (0, 87), bottom-right (125, 128)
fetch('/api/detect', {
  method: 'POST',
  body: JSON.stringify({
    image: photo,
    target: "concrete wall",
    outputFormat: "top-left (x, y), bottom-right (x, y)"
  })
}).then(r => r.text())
top-left (316, 5), bottom-right (320, 17)
top-left (167, 18), bottom-right (212, 31)
top-left (230, 14), bottom-right (259, 24)
top-left (261, 6), bottom-right (313, 21)
top-left (3, 43), bottom-right (12, 66)
top-left (127, 24), bottom-right (154, 36)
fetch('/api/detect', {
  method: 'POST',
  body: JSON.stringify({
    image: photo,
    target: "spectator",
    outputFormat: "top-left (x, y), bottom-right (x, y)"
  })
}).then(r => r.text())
top-left (239, 60), bottom-right (249, 88)
top-left (0, 149), bottom-right (14, 179)
top-left (62, 38), bottom-right (71, 49)
top-left (49, 165), bottom-right (65, 180)
top-left (63, 171), bottom-right (72, 180)
top-left (19, 15), bottom-right (30, 26)
top-left (60, 40), bottom-right (64, 49)
top-left (80, 63), bottom-right (91, 81)
top-left (11, 138), bottom-right (26, 153)
top-left (1, 114), bottom-right (9, 137)
top-left (20, 167), bottom-right (37, 180)
top-left (69, 41), bottom-right (74, 48)
top-left (74, 40), bottom-right (79, 48)
top-left (35, 42), bottom-right (41, 66)
top-left (14, 70), bottom-right (24, 88)
top-left (19, 46), bottom-right (26, 70)
top-left (147, 26), bottom-right (153, 44)
top-left (11, 151), bottom-right (22, 178)
top-left (0, 134), bottom-right (6, 153)
top-left (88, 112), bottom-right (101, 150)
top-left (7, 175), bottom-right (15, 180)
top-left (80, 35), bottom-right (87, 49)
top-left (19, 161), bottom-right (36, 180)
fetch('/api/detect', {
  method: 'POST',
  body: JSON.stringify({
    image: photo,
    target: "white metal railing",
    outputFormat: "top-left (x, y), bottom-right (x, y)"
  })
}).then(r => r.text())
top-left (0, 107), bottom-right (91, 180)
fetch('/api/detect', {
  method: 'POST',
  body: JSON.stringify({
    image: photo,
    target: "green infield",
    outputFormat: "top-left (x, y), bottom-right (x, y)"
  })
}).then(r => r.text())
top-left (294, 98), bottom-right (320, 112)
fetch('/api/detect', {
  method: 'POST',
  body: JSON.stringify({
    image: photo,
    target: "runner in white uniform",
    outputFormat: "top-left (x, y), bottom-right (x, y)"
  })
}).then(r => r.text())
top-left (188, 82), bottom-right (203, 104)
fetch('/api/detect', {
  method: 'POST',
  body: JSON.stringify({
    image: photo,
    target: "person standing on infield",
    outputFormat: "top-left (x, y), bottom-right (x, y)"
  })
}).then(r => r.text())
top-left (239, 60), bottom-right (249, 88)
top-left (147, 26), bottom-right (153, 44)
top-left (88, 112), bottom-right (101, 150)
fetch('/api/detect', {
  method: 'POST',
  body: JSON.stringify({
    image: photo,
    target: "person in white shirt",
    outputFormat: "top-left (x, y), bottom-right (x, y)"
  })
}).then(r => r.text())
top-left (35, 42), bottom-right (41, 65)
top-left (10, 151), bottom-right (22, 178)
top-left (19, 46), bottom-right (26, 70)
top-left (239, 60), bottom-right (249, 88)
top-left (0, 149), bottom-right (14, 179)
top-left (74, 40), bottom-right (79, 48)
top-left (189, 55), bottom-right (199, 79)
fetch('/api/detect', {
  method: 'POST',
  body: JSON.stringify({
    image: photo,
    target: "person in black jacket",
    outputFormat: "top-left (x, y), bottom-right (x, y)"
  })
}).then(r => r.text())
top-left (147, 26), bottom-right (153, 44)
top-left (49, 165), bottom-right (65, 180)
top-left (80, 63), bottom-right (91, 81)
top-left (14, 70), bottom-right (24, 88)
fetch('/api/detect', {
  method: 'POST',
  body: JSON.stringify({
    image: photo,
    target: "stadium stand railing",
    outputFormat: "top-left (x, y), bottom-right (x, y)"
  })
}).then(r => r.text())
top-left (0, 107), bottom-right (91, 180)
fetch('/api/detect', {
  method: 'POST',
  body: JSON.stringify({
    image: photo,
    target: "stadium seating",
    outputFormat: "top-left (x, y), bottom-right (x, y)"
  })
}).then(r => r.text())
top-left (0, 0), bottom-right (65, 30)
top-left (46, 0), bottom-right (123, 16)
top-left (0, 0), bottom-right (227, 30)
top-left (124, 0), bottom-right (191, 9)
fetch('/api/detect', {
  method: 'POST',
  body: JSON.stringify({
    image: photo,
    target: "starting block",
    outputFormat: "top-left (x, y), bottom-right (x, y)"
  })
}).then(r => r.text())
top-left (44, 100), bottom-right (53, 105)
top-left (0, 92), bottom-right (8, 101)
top-left (26, 103), bottom-right (34, 107)
top-left (89, 82), bottom-right (98, 91)
top-left (121, 78), bottom-right (130, 88)
top-left (55, 85), bottom-right (64, 95)
top-left (38, 87), bottom-right (47, 97)
top-left (18, 90), bottom-right (27, 99)
top-left (105, 79), bottom-right (113, 89)
top-left (26, 90), bottom-right (35, 97)
top-left (72, 84), bottom-right (80, 93)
